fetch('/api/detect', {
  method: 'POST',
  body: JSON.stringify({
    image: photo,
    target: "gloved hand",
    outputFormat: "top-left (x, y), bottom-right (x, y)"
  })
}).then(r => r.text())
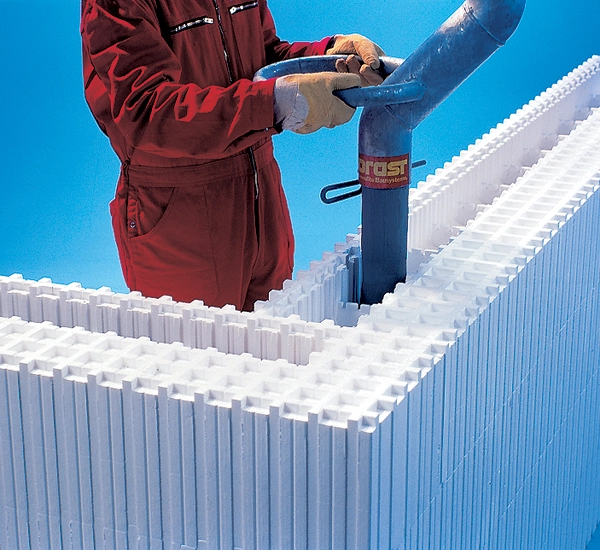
top-left (326, 33), bottom-right (385, 86)
top-left (278, 72), bottom-right (361, 134)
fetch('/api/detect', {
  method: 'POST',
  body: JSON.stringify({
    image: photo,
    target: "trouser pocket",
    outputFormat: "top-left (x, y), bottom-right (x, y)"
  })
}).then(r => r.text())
top-left (126, 184), bottom-right (219, 304)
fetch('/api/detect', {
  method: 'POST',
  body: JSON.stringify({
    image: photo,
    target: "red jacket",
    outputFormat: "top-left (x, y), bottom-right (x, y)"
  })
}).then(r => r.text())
top-left (81, 0), bottom-right (331, 309)
top-left (81, 0), bottom-right (331, 166)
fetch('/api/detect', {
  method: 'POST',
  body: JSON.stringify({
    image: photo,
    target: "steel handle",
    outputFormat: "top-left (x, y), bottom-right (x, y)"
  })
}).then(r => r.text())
top-left (333, 81), bottom-right (425, 108)
top-left (254, 55), bottom-right (425, 108)
top-left (320, 180), bottom-right (362, 204)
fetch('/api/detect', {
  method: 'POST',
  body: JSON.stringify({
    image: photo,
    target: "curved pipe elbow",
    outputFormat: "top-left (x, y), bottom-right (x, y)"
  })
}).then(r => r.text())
top-left (381, 0), bottom-right (525, 129)
top-left (465, 0), bottom-right (526, 44)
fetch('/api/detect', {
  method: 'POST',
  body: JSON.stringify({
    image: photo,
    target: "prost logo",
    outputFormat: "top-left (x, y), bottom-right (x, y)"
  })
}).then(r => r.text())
top-left (358, 153), bottom-right (410, 189)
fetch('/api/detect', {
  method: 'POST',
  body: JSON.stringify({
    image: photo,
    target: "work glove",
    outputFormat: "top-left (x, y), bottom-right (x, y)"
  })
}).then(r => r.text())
top-left (278, 72), bottom-right (361, 134)
top-left (326, 33), bottom-right (386, 86)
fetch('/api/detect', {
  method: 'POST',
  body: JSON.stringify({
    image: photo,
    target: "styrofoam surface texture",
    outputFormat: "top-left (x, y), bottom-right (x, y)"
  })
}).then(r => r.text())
top-left (1, 57), bottom-right (600, 549)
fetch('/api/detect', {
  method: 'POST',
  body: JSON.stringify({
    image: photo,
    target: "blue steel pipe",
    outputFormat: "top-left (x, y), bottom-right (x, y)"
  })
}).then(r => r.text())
top-left (254, 0), bottom-right (525, 305)
top-left (360, 0), bottom-right (524, 304)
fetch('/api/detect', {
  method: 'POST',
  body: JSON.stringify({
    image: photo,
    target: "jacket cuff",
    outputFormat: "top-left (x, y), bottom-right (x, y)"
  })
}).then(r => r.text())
top-left (314, 35), bottom-right (334, 56)
top-left (249, 77), bottom-right (278, 130)
top-left (324, 35), bottom-right (337, 54)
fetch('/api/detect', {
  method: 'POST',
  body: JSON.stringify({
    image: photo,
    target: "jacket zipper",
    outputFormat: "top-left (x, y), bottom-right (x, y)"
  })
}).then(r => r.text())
top-left (229, 1), bottom-right (259, 15)
top-left (210, 0), bottom-right (259, 200)
top-left (210, 0), bottom-right (235, 84)
top-left (169, 16), bottom-right (214, 35)
top-left (248, 146), bottom-right (259, 200)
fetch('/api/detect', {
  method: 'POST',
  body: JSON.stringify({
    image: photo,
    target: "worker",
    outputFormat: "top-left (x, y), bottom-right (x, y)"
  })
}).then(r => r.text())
top-left (81, 0), bottom-right (384, 311)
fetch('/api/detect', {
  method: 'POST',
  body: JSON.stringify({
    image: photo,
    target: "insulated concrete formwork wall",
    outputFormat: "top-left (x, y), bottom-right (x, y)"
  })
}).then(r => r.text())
top-left (1, 58), bottom-right (600, 550)
top-left (406, 55), bottom-right (600, 267)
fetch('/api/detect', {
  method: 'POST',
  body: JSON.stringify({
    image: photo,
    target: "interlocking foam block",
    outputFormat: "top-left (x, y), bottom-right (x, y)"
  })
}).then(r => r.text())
top-left (1, 56), bottom-right (600, 550)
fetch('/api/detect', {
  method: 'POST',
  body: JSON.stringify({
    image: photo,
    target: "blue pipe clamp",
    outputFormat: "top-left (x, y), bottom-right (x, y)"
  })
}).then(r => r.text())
top-left (255, 0), bottom-right (525, 305)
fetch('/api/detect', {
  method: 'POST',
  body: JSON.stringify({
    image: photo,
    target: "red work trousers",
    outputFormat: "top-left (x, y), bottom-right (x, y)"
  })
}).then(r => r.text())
top-left (110, 140), bottom-right (294, 311)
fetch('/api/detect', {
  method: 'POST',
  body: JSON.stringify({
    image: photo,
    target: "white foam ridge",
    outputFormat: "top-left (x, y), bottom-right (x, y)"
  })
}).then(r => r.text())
top-left (1, 56), bottom-right (600, 549)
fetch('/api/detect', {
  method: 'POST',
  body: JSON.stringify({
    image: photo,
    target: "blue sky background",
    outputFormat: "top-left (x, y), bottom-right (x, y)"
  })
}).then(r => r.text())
top-left (0, 0), bottom-right (598, 297)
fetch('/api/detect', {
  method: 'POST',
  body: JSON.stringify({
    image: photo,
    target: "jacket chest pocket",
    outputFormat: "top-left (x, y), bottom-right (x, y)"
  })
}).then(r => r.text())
top-left (226, 0), bottom-right (264, 76)
top-left (158, 0), bottom-right (217, 36)
top-left (168, 16), bottom-right (214, 36)
top-left (161, 2), bottom-right (228, 86)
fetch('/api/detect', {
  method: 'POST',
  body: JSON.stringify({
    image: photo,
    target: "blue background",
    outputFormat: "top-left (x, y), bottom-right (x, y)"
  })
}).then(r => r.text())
top-left (0, 0), bottom-right (599, 545)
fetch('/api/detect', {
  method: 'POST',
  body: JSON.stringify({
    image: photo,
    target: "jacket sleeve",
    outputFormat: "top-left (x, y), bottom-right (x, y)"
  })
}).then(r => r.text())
top-left (261, 2), bottom-right (332, 64)
top-left (82, 0), bottom-right (277, 160)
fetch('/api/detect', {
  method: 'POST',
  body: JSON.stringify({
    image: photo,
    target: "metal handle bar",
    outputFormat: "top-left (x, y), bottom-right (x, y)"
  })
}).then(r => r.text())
top-left (254, 55), bottom-right (425, 108)
top-left (334, 81), bottom-right (425, 108)
top-left (320, 180), bottom-right (362, 204)
top-left (254, 55), bottom-right (403, 80)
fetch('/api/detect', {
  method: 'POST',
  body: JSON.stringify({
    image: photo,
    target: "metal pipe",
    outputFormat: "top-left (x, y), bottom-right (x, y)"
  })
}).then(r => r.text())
top-left (358, 108), bottom-right (412, 305)
top-left (359, 0), bottom-right (525, 304)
